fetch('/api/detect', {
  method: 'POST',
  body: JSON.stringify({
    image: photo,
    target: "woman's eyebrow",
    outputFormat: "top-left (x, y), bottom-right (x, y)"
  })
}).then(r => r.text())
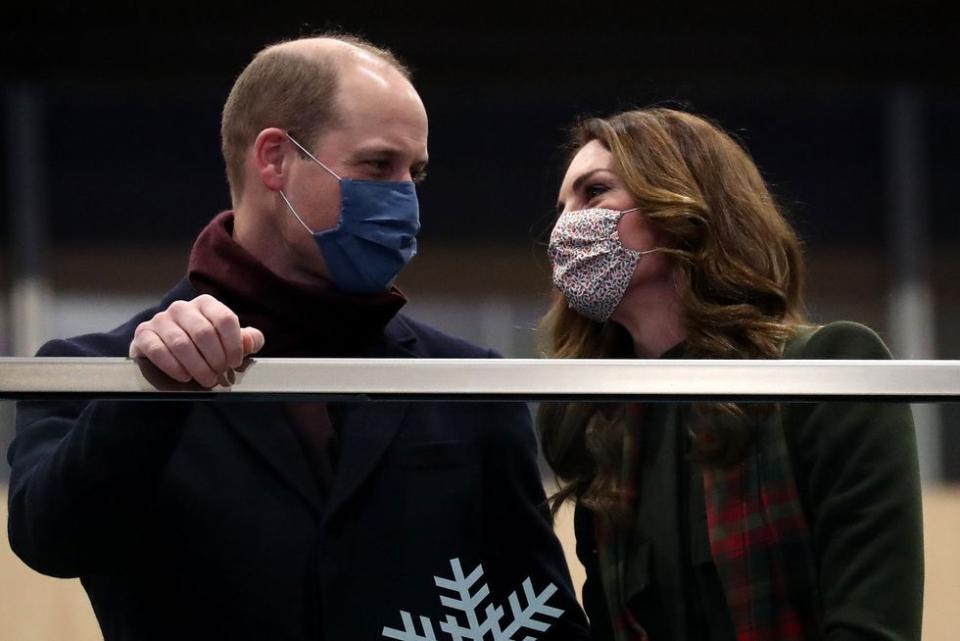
top-left (570, 168), bottom-right (606, 194)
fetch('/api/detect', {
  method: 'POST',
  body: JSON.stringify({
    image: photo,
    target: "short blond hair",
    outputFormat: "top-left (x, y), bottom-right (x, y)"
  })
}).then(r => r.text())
top-left (220, 34), bottom-right (410, 204)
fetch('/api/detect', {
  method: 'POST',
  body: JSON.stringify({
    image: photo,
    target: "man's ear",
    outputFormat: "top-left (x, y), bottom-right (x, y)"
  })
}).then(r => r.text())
top-left (253, 128), bottom-right (291, 192)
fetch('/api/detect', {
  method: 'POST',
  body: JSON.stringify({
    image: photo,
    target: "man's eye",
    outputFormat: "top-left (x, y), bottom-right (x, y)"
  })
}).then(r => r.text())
top-left (366, 159), bottom-right (391, 172)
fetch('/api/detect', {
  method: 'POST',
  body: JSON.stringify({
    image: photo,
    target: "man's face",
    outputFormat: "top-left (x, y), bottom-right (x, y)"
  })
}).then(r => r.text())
top-left (282, 58), bottom-right (429, 280)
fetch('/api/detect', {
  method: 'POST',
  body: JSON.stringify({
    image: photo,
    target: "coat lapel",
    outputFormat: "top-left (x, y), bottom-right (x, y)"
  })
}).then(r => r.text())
top-left (212, 315), bottom-right (418, 523)
top-left (626, 404), bottom-right (685, 606)
top-left (322, 400), bottom-right (410, 523)
top-left (213, 402), bottom-right (325, 516)
top-left (323, 316), bottom-right (418, 523)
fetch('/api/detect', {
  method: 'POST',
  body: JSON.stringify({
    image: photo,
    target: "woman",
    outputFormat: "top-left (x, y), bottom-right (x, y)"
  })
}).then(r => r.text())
top-left (538, 108), bottom-right (923, 641)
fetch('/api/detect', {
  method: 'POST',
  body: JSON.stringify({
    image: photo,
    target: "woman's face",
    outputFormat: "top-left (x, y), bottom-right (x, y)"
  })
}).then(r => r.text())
top-left (556, 140), bottom-right (669, 294)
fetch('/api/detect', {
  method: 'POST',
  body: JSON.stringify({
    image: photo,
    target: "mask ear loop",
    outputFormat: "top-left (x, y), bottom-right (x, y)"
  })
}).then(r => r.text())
top-left (279, 133), bottom-right (343, 235)
top-left (278, 191), bottom-right (315, 234)
top-left (617, 206), bottom-right (662, 256)
top-left (286, 134), bottom-right (342, 180)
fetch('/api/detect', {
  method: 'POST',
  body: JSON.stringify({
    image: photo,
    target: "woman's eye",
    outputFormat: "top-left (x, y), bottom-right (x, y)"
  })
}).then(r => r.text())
top-left (585, 183), bottom-right (609, 199)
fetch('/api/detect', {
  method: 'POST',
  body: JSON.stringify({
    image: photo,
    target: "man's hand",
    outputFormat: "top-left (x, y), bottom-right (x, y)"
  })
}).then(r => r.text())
top-left (129, 294), bottom-right (265, 388)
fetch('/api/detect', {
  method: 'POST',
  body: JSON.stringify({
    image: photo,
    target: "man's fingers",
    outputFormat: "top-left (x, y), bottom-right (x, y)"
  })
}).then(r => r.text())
top-left (195, 295), bottom-right (245, 369)
top-left (241, 327), bottom-right (266, 356)
top-left (168, 300), bottom-right (228, 374)
top-left (150, 315), bottom-right (220, 388)
top-left (127, 295), bottom-right (249, 387)
top-left (130, 328), bottom-right (193, 383)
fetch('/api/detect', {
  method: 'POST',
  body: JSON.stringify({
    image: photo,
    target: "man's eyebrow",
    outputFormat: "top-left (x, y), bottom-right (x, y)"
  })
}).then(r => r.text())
top-left (347, 145), bottom-right (404, 160)
top-left (556, 168), bottom-right (608, 213)
top-left (348, 146), bottom-right (429, 176)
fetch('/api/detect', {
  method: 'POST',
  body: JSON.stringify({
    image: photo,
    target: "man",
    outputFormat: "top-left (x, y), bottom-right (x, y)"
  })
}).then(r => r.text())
top-left (7, 35), bottom-right (588, 641)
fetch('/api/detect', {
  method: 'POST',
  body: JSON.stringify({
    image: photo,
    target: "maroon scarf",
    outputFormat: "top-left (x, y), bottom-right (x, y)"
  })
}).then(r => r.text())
top-left (187, 211), bottom-right (406, 358)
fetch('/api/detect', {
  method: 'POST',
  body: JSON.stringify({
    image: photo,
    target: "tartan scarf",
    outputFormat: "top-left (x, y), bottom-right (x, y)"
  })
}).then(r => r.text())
top-left (594, 330), bottom-right (823, 641)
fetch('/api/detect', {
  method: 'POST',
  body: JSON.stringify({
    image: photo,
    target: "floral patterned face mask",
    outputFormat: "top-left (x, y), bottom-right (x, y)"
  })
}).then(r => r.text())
top-left (547, 206), bottom-right (662, 322)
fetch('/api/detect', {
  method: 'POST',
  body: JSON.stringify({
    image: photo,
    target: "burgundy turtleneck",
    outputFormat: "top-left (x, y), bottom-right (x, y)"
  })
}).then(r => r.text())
top-left (187, 211), bottom-right (407, 493)
top-left (188, 211), bottom-right (407, 358)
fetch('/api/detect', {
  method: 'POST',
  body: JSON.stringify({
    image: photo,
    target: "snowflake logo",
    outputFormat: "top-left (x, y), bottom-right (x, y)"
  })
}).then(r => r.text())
top-left (382, 557), bottom-right (564, 641)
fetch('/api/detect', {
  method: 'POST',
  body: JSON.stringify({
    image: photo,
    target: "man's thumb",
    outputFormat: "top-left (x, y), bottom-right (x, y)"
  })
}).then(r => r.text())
top-left (241, 327), bottom-right (265, 356)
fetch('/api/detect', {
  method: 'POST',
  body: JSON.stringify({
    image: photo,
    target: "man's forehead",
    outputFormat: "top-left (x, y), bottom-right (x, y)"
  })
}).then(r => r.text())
top-left (332, 74), bottom-right (426, 145)
top-left (336, 98), bottom-right (427, 137)
top-left (318, 113), bottom-right (428, 163)
top-left (338, 60), bottom-right (423, 107)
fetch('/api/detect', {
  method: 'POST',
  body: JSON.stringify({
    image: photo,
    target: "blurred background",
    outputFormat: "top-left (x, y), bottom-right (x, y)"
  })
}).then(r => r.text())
top-left (1, 3), bottom-right (958, 639)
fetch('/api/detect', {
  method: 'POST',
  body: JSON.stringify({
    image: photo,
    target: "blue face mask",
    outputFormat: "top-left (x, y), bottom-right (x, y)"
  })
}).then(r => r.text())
top-left (279, 134), bottom-right (420, 295)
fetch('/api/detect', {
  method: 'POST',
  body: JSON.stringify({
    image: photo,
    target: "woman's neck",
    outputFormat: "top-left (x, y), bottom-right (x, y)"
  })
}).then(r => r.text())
top-left (609, 277), bottom-right (686, 358)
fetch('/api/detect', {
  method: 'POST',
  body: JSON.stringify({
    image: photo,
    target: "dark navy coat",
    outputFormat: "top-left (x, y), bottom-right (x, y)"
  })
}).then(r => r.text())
top-left (7, 279), bottom-right (588, 641)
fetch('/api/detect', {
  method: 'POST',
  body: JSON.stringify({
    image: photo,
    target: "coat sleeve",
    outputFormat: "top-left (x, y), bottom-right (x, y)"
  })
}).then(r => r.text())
top-left (478, 398), bottom-right (591, 640)
top-left (783, 321), bottom-right (924, 641)
top-left (6, 339), bottom-right (191, 578)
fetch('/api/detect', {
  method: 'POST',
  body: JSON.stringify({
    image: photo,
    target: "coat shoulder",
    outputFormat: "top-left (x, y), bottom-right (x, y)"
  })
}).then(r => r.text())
top-left (790, 320), bottom-right (893, 360)
top-left (391, 313), bottom-right (498, 359)
top-left (34, 279), bottom-right (197, 358)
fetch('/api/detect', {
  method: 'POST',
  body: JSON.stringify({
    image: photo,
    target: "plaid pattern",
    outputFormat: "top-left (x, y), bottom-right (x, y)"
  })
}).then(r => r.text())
top-left (704, 415), bottom-right (822, 641)
top-left (594, 331), bottom-right (822, 641)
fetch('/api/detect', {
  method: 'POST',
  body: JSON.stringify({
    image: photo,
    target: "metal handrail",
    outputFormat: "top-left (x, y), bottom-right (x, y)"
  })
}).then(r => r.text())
top-left (0, 357), bottom-right (958, 401)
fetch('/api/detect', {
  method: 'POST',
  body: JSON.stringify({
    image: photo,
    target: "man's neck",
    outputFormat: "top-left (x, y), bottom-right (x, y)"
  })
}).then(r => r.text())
top-left (233, 202), bottom-right (322, 289)
top-left (610, 277), bottom-right (686, 358)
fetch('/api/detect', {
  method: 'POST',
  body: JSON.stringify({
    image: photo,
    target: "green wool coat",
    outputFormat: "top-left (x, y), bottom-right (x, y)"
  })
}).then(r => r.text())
top-left (575, 321), bottom-right (924, 641)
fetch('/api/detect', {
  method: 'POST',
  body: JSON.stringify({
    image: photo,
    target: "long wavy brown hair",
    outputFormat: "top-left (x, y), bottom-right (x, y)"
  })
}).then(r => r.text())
top-left (538, 108), bottom-right (808, 519)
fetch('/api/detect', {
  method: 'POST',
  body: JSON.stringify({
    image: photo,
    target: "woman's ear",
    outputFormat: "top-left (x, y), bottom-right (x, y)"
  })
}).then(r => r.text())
top-left (253, 128), bottom-right (290, 192)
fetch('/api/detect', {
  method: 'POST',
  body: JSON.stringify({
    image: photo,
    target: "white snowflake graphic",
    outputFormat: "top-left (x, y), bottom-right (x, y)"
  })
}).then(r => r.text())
top-left (382, 557), bottom-right (564, 641)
